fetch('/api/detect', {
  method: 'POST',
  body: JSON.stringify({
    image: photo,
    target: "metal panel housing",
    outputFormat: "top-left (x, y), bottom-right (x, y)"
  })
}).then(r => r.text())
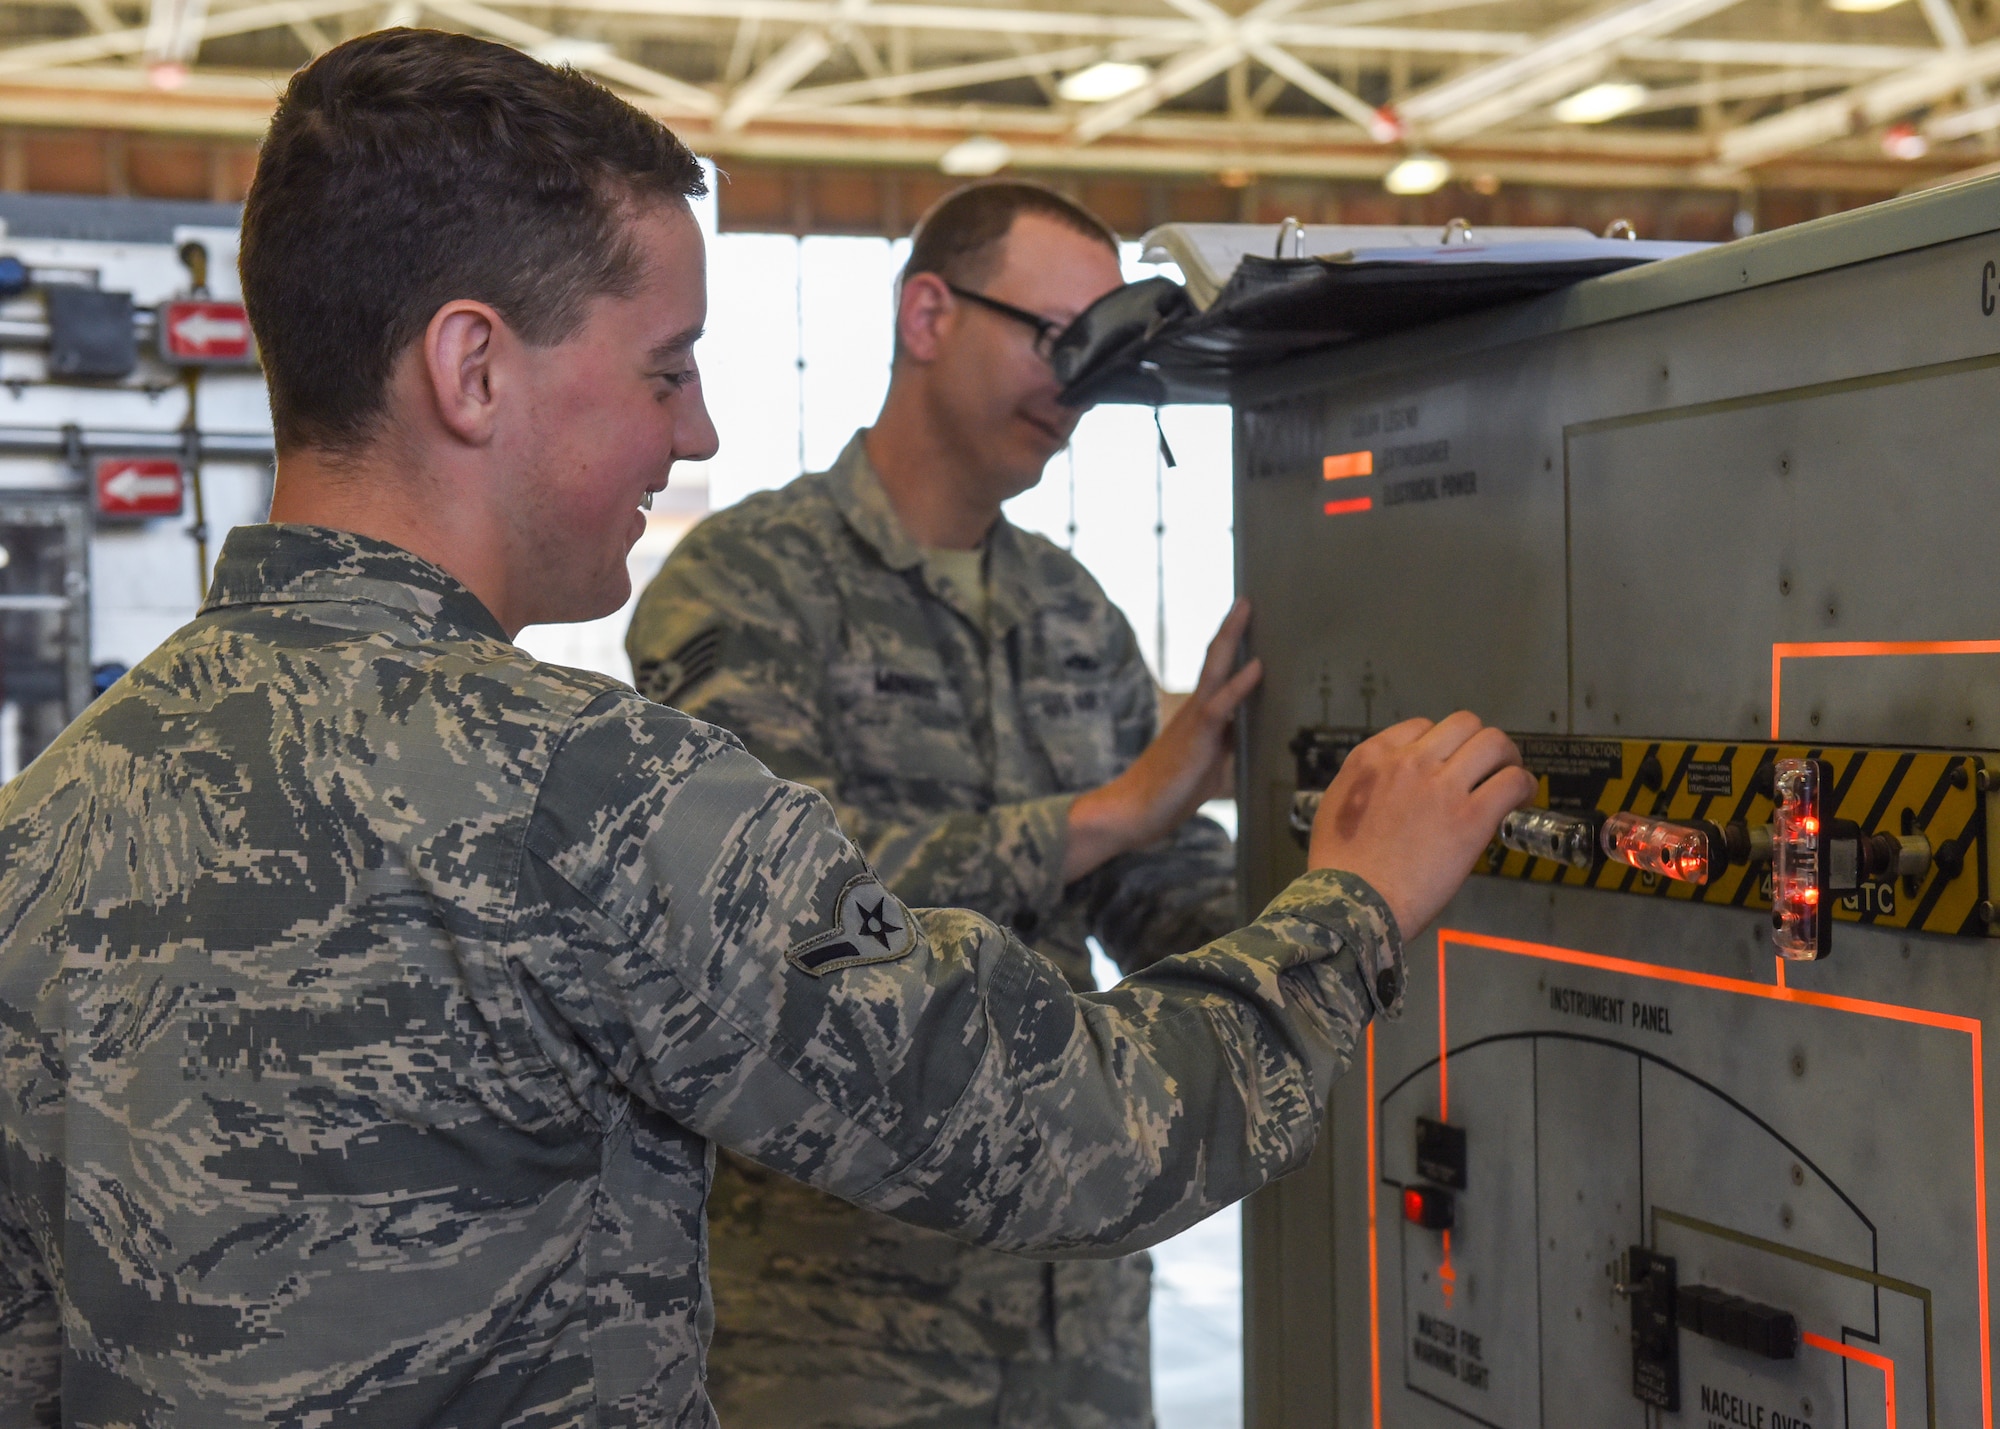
top-left (1235, 174), bottom-right (2000, 1429)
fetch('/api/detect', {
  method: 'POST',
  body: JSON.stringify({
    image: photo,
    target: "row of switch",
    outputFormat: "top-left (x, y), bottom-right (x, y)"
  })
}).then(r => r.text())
top-left (1677, 1283), bottom-right (1799, 1360)
top-left (1497, 757), bottom-right (1947, 961)
top-left (1627, 1249), bottom-right (1802, 1413)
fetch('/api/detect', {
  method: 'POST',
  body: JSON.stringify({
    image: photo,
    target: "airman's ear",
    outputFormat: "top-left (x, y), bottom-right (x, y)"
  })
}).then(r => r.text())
top-left (422, 299), bottom-right (506, 446)
top-left (896, 272), bottom-right (957, 365)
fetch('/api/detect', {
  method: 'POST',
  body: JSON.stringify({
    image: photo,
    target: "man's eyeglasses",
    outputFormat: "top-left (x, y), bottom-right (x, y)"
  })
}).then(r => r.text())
top-left (945, 283), bottom-right (1066, 362)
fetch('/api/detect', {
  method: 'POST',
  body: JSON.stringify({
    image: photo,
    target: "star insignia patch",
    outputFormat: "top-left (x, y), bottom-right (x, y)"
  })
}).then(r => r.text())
top-left (786, 874), bottom-right (917, 976)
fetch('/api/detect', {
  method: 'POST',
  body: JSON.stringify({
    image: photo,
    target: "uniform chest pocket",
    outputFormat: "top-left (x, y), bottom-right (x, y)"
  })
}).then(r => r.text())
top-left (1017, 669), bottom-right (1123, 791)
top-left (825, 656), bottom-right (980, 786)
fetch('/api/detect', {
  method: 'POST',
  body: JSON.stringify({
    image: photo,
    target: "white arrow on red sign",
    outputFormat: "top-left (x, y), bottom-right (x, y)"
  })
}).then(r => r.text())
top-left (94, 458), bottom-right (185, 518)
top-left (159, 300), bottom-right (253, 363)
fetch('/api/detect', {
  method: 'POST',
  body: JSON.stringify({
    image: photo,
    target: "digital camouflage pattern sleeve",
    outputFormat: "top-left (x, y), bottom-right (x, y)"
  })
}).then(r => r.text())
top-left (525, 691), bottom-right (1403, 1256)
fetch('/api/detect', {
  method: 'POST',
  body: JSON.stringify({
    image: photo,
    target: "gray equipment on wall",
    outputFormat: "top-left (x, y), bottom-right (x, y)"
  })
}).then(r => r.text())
top-left (1161, 185), bottom-right (2000, 1428)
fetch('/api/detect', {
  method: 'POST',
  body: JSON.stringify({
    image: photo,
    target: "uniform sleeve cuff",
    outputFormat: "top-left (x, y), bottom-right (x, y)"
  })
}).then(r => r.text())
top-left (1007, 793), bottom-right (1079, 933)
top-left (1260, 867), bottom-right (1407, 1019)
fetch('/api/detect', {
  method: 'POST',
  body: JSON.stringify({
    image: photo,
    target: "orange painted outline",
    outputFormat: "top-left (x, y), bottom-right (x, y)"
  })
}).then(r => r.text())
top-left (1324, 496), bottom-right (1374, 517)
top-left (1436, 942), bottom-right (1457, 1303)
top-left (1769, 640), bottom-right (2000, 740)
top-left (1367, 1021), bottom-right (1384, 1429)
top-left (1364, 927), bottom-right (1990, 1428)
top-left (1804, 1330), bottom-right (1898, 1429)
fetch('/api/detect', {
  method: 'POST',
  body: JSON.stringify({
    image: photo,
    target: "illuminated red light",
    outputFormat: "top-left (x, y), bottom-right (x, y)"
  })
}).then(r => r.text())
top-left (1401, 1183), bottom-right (1454, 1230)
top-left (1324, 496), bottom-right (1374, 517)
top-left (1773, 758), bottom-right (1831, 960)
top-left (1599, 811), bottom-right (1711, 884)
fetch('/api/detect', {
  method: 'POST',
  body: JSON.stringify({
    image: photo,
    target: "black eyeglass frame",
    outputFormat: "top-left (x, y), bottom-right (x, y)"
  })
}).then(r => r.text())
top-left (943, 282), bottom-right (1067, 360)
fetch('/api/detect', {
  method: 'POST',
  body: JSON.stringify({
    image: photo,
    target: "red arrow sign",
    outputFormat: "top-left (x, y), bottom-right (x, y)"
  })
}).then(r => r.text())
top-left (159, 300), bottom-right (253, 363)
top-left (94, 458), bottom-right (184, 518)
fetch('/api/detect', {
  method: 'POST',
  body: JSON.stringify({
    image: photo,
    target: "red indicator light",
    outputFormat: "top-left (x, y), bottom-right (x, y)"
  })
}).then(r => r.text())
top-left (1402, 1184), bottom-right (1454, 1230)
top-left (1600, 811), bottom-right (1711, 884)
top-left (1773, 758), bottom-right (1832, 961)
top-left (1324, 450), bottom-right (1374, 480)
top-left (1324, 496), bottom-right (1374, 517)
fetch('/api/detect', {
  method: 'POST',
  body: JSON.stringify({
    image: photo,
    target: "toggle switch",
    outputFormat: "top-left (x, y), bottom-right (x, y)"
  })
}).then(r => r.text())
top-left (1497, 807), bottom-right (1601, 869)
top-left (1601, 812), bottom-right (1721, 885)
top-left (1415, 1117), bottom-right (1467, 1189)
top-left (1625, 1247), bottom-right (1681, 1412)
top-left (1402, 1184), bottom-right (1454, 1231)
top-left (1675, 1284), bottom-right (1798, 1360)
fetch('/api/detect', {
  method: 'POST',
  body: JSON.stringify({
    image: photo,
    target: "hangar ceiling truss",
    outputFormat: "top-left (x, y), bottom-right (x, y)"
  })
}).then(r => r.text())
top-left (1, 0), bottom-right (1997, 193)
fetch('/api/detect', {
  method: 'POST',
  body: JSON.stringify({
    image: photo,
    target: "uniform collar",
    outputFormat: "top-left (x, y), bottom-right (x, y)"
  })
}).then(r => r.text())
top-left (202, 524), bottom-right (511, 643)
top-left (826, 430), bottom-right (1035, 639)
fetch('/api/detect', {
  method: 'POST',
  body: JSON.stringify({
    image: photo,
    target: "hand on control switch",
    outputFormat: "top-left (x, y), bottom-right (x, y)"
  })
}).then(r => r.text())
top-left (1307, 712), bottom-right (1536, 940)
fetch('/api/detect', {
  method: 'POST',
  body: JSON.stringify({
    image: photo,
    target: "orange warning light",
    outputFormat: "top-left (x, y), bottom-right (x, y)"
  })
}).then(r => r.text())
top-left (1324, 496), bottom-right (1374, 517)
top-left (1600, 811), bottom-right (1711, 884)
top-left (1773, 758), bottom-right (1831, 960)
top-left (1324, 450), bottom-right (1374, 480)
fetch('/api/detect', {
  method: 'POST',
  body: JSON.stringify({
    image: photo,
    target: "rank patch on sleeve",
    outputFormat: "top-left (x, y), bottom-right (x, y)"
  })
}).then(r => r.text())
top-left (786, 874), bottom-right (916, 976)
top-left (636, 624), bottom-right (724, 708)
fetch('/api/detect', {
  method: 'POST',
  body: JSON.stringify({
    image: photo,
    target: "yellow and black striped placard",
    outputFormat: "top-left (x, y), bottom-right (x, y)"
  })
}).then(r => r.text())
top-left (1483, 737), bottom-right (1990, 937)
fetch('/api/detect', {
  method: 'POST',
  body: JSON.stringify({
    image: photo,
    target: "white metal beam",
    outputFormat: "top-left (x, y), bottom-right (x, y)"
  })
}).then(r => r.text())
top-left (1915, 0), bottom-right (1990, 131)
top-left (776, 41), bottom-right (1111, 108)
top-left (1927, 93), bottom-right (2000, 142)
top-left (718, 26), bottom-right (832, 129)
top-left (0, 0), bottom-right (370, 77)
top-left (1243, 40), bottom-right (1386, 135)
top-left (1070, 37), bottom-right (1242, 143)
top-left (143, 0), bottom-right (211, 65)
top-left (442, 0), bottom-right (1945, 73)
top-left (426, 0), bottom-right (720, 112)
top-left (1716, 36), bottom-right (2000, 169)
top-left (1427, 49), bottom-right (1608, 141)
top-left (1394, 0), bottom-right (1750, 135)
top-left (73, 0), bottom-right (123, 33)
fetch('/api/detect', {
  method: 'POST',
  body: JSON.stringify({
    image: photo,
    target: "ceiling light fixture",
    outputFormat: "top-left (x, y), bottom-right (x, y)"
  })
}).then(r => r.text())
top-left (1057, 61), bottom-right (1151, 104)
top-left (1829, 0), bottom-right (1910, 12)
top-left (1553, 81), bottom-right (1648, 125)
top-left (1384, 153), bottom-right (1451, 195)
top-left (939, 135), bottom-right (1013, 177)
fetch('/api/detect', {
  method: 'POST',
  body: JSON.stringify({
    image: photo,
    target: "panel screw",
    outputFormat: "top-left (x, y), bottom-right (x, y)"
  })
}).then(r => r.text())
top-left (1978, 767), bottom-right (1992, 792)
top-left (1979, 902), bottom-right (1996, 925)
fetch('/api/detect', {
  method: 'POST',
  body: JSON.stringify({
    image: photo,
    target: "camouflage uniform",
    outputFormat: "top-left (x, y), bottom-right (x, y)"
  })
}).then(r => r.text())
top-left (626, 433), bottom-right (1240, 1428)
top-left (0, 523), bottom-right (1403, 1429)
